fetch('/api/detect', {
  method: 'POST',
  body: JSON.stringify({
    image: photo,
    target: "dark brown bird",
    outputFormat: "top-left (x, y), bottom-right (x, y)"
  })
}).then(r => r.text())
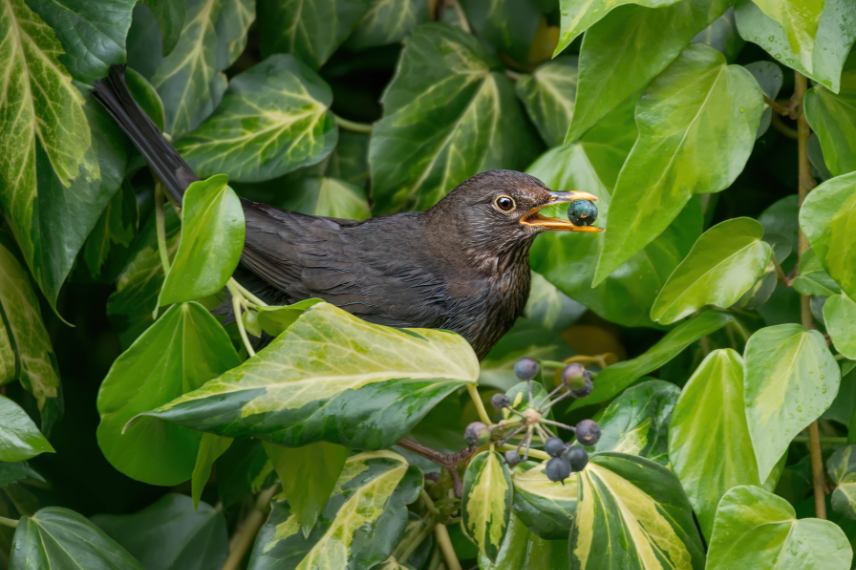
top-left (94, 68), bottom-right (599, 358)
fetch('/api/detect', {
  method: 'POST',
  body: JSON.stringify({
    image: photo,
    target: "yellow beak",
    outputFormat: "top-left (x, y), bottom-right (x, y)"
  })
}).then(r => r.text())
top-left (519, 191), bottom-right (603, 232)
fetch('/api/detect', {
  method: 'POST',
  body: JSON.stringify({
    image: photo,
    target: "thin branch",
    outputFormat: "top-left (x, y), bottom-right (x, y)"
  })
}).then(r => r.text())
top-left (0, 515), bottom-right (18, 528)
top-left (223, 485), bottom-right (278, 570)
top-left (334, 115), bottom-right (373, 134)
top-left (771, 113), bottom-right (799, 139)
top-left (434, 524), bottom-right (463, 570)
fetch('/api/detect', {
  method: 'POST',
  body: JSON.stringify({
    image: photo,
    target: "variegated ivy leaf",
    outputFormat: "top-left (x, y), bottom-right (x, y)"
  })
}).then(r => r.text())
top-left (369, 23), bottom-right (539, 212)
top-left (462, 450), bottom-right (513, 562)
top-left (248, 451), bottom-right (422, 570)
top-left (0, 395), bottom-right (54, 462)
top-left (479, 514), bottom-right (568, 570)
top-left (570, 453), bottom-right (705, 570)
top-left (594, 380), bottom-right (679, 465)
top-left (140, 302), bottom-right (479, 449)
top-left (150, 0), bottom-right (254, 135)
top-left (511, 461), bottom-right (578, 539)
top-left (177, 55), bottom-right (337, 182)
top-left (827, 445), bottom-right (856, 520)
top-left (515, 57), bottom-right (578, 147)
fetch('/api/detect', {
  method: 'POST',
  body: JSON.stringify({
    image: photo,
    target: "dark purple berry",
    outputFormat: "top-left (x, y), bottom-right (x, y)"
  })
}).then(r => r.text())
top-left (464, 421), bottom-right (490, 446)
top-left (568, 200), bottom-right (598, 226)
top-left (544, 437), bottom-right (567, 457)
top-left (504, 450), bottom-right (521, 466)
top-left (545, 457), bottom-right (572, 482)
top-left (569, 375), bottom-right (593, 398)
top-left (576, 419), bottom-right (601, 446)
top-left (563, 445), bottom-right (589, 471)
top-left (491, 393), bottom-right (511, 410)
top-left (514, 357), bottom-right (540, 381)
top-left (562, 363), bottom-right (586, 388)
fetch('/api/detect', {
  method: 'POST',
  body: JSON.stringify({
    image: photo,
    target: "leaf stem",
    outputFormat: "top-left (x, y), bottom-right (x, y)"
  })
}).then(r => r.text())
top-left (334, 115), bottom-right (373, 134)
top-left (154, 184), bottom-right (171, 275)
top-left (500, 442), bottom-right (550, 461)
top-left (467, 384), bottom-right (493, 425)
top-left (794, 71), bottom-right (826, 520)
top-left (223, 485), bottom-right (278, 570)
top-left (0, 515), bottom-right (18, 528)
top-left (229, 278), bottom-right (269, 308)
top-left (227, 280), bottom-right (256, 357)
top-left (434, 524), bottom-right (462, 570)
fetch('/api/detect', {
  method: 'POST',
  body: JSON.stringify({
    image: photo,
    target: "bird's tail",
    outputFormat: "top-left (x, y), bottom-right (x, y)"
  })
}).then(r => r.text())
top-left (93, 66), bottom-right (196, 203)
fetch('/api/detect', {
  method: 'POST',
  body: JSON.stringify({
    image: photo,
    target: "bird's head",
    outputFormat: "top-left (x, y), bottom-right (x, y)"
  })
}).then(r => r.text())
top-left (425, 170), bottom-right (601, 261)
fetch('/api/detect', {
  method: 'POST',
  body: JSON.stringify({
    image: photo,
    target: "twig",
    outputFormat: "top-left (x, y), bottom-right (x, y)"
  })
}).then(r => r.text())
top-left (771, 113), bottom-right (799, 139)
top-left (223, 485), bottom-right (278, 570)
top-left (772, 256), bottom-right (791, 286)
top-left (0, 515), bottom-right (18, 528)
top-left (334, 115), bottom-right (373, 134)
top-left (434, 524), bottom-right (463, 570)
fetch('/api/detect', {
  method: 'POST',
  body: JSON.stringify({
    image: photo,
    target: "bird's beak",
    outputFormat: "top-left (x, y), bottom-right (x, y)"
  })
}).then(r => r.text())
top-left (519, 191), bottom-right (603, 232)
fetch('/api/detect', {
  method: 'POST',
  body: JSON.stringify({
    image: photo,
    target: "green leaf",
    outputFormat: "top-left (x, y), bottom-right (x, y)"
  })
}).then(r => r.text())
top-left (693, 9), bottom-right (744, 62)
top-left (279, 177), bottom-right (371, 220)
top-left (93, 494), bottom-right (228, 570)
top-left (706, 485), bottom-right (853, 569)
top-left (369, 23), bottom-right (539, 212)
top-left (515, 57), bottom-right (577, 147)
top-left (668, 349), bottom-right (759, 538)
top-left (247, 299), bottom-right (323, 338)
top-left (743, 324), bottom-right (841, 481)
top-left (26, 0), bottom-right (136, 84)
top-left (792, 248), bottom-right (840, 297)
top-left (158, 175), bottom-right (245, 306)
top-left (0, 395), bottom-right (53, 462)
top-left (594, 45), bottom-right (764, 284)
top-left (804, 60), bottom-right (856, 176)
top-left (759, 195), bottom-right (798, 263)
top-left (824, 293), bottom-right (856, 360)
top-left (566, 0), bottom-right (730, 141)
top-left (570, 452), bottom-right (704, 570)
top-left (83, 181), bottom-right (138, 278)
top-left (264, 441), bottom-right (348, 534)
top-left (177, 55), bottom-right (337, 182)
top-left (150, 0), bottom-right (254, 135)
top-left (0, 244), bottom-right (60, 428)
top-left (594, 380), bottom-right (679, 465)
top-left (462, 450), bottom-right (513, 561)
top-left (735, 0), bottom-right (856, 93)
top-left (347, 0), bottom-right (429, 50)
top-left (572, 311), bottom-right (733, 411)
top-left (96, 302), bottom-right (241, 485)
top-left (11, 507), bottom-right (141, 570)
top-left (827, 446), bottom-right (856, 520)
top-left (746, 60), bottom-right (784, 137)
top-left (141, 302), bottom-right (479, 449)
top-left (191, 433), bottom-right (232, 508)
top-left (143, 0), bottom-right (186, 55)
top-left (800, 171), bottom-right (856, 302)
top-left (248, 451), bottom-right (422, 569)
top-left (554, 0), bottom-right (682, 54)
top-left (0, 319), bottom-right (13, 385)
top-left (258, 0), bottom-right (369, 69)
top-left (459, 0), bottom-right (542, 63)
top-left (511, 461), bottom-right (578, 539)
top-left (651, 218), bottom-right (773, 324)
top-left (479, 514), bottom-right (568, 570)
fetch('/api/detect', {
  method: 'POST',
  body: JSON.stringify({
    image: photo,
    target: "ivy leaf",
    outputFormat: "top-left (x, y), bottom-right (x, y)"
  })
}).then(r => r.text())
top-left (554, 0), bottom-right (682, 55)
top-left (824, 293), bottom-right (856, 360)
top-left (594, 45), bottom-right (764, 284)
top-left (566, 0), bottom-right (730, 141)
top-left (0, 395), bottom-right (54, 462)
top-left (248, 451), bottom-right (422, 569)
top-left (743, 324), bottom-right (840, 481)
top-left (804, 63), bottom-right (856, 176)
top-left (669, 350), bottom-right (759, 539)
top-left (0, 244), bottom-right (61, 430)
top-left (191, 433), bottom-right (232, 508)
top-left (141, 302), bottom-right (479, 449)
top-left (651, 218), bottom-right (773, 324)
top-left (143, 0), bottom-right (186, 55)
top-left (479, 514), bottom-right (568, 569)
top-left (150, 0), bottom-right (254, 135)
top-left (511, 461), bottom-right (578, 539)
top-left (96, 303), bottom-right (241, 486)
top-left (459, 0), bottom-right (542, 64)
top-left (279, 177), bottom-right (370, 220)
top-left (158, 175), bottom-right (245, 307)
top-left (569, 452), bottom-right (705, 570)
top-left (83, 181), bottom-right (138, 278)
top-left (462, 450), bottom-right (513, 562)
top-left (515, 57), bottom-right (577, 147)
top-left (93, 494), bottom-right (228, 570)
top-left (799, 171), bottom-right (856, 300)
top-left (827, 445), bottom-right (856, 520)
top-left (178, 55), bottom-right (337, 182)
top-left (369, 23), bottom-right (539, 212)
top-left (11, 507), bottom-right (141, 570)
top-left (706, 486), bottom-right (852, 569)
top-left (347, 0), bottom-right (429, 50)
top-left (594, 380), bottom-right (679, 465)
top-left (745, 60), bottom-right (784, 138)
top-left (735, 0), bottom-right (856, 93)
top-left (572, 311), bottom-right (733, 411)
top-left (26, 0), bottom-right (137, 84)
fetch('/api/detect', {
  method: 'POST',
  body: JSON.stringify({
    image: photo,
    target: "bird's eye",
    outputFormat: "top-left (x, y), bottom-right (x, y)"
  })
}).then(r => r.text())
top-left (494, 195), bottom-right (516, 212)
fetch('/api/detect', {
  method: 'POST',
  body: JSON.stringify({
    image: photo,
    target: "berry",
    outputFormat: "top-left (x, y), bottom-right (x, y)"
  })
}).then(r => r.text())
top-left (563, 445), bottom-right (589, 471)
top-left (576, 419), bottom-right (601, 446)
top-left (504, 450), bottom-right (522, 466)
top-left (545, 457), bottom-right (572, 482)
top-left (464, 421), bottom-right (490, 446)
top-left (567, 200), bottom-right (598, 226)
top-left (569, 375), bottom-right (593, 398)
top-left (561, 363), bottom-right (586, 389)
top-left (491, 393), bottom-right (511, 410)
top-left (544, 437), bottom-right (567, 457)
top-left (513, 357), bottom-right (540, 381)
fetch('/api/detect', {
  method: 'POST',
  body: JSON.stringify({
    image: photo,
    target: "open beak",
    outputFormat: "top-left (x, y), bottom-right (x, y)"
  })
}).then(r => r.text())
top-left (519, 191), bottom-right (603, 232)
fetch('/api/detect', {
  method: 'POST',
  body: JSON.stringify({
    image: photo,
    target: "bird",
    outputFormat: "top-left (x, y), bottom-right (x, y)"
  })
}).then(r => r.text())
top-left (94, 67), bottom-right (600, 358)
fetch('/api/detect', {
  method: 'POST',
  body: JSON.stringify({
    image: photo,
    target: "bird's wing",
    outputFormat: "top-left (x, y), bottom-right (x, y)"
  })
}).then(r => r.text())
top-left (239, 202), bottom-right (450, 327)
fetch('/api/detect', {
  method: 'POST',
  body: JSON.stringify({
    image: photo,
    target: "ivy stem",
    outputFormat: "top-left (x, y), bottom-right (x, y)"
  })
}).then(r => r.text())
top-left (226, 280), bottom-right (256, 357)
top-left (794, 71), bottom-right (826, 520)
top-left (334, 115), bottom-right (373, 134)
top-left (434, 524), bottom-right (462, 570)
top-left (467, 384), bottom-right (493, 426)
top-left (794, 435), bottom-right (848, 445)
top-left (501, 442), bottom-right (550, 461)
top-left (223, 484), bottom-right (278, 570)
top-left (0, 515), bottom-right (18, 528)
top-left (154, 184), bottom-right (171, 275)
top-left (230, 278), bottom-right (269, 308)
